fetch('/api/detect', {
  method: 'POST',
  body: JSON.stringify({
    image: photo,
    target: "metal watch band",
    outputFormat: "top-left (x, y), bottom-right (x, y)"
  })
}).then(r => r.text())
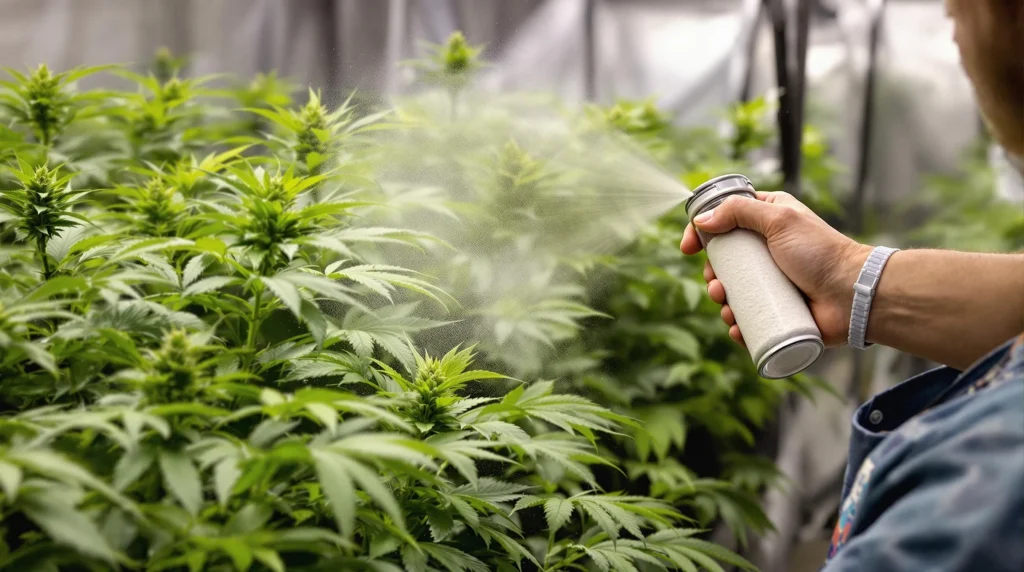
top-left (848, 246), bottom-right (899, 350)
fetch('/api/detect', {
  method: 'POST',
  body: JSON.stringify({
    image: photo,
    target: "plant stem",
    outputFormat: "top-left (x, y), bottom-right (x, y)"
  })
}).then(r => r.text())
top-left (36, 236), bottom-right (52, 280)
top-left (243, 283), bottom-right (264, 370)
top-left (544, 530), bottom-right (555, 569)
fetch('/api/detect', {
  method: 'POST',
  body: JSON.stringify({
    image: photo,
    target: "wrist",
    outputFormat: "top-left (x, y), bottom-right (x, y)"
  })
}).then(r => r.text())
top-left (834, 243), bottom-right (873, 303)
top-left (848, 245), bottom-right (902, 349)
top-left (833, 242), bottom-right (873, 336)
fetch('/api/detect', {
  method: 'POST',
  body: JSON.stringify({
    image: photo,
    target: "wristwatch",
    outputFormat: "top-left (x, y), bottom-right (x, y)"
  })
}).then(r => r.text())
top-left (849, 246), bottom-right (899, 350)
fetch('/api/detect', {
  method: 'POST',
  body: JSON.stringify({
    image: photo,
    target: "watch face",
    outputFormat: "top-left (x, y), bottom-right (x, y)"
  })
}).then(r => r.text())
top-left (856, 271), bottom-right (878, 291)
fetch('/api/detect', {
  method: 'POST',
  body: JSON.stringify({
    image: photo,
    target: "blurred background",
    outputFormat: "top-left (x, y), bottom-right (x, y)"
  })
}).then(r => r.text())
top-left (2, 1), bottom-right (1021, 571)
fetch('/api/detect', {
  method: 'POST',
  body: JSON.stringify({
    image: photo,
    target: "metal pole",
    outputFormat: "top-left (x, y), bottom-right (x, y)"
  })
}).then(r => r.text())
top-left (256, 4), bottom-right (272, 74)
top-left (766, 0), bottom-right (799, 196)
top-left (850, 0), bottom-right (887, 236)
top-left (583, 0), bottom-right (597, 101)
top-left (791, 0), bottom-right (813, 198)
top-left (738, 0), bottom-right (767, 104)
top-left (321, 0), bottom-right (341, 96)
top-left (385, 0), bottom-right (408, 95)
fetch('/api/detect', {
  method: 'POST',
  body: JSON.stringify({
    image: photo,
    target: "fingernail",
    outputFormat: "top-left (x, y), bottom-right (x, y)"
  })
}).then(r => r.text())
top-left (694, 209), bottom-right (714, 224)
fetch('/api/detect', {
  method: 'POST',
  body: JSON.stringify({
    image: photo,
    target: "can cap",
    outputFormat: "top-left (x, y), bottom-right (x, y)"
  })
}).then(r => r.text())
top-left (684, 174), bottom-right (754, 219)
top-left (757, 335), bottom-right (824, 379)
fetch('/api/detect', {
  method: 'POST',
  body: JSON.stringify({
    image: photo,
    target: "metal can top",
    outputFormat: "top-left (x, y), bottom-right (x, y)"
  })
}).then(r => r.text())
top-left (684, 174), bottom-right (755, 219)
top-left (756, 335), bottom-right (824, 379)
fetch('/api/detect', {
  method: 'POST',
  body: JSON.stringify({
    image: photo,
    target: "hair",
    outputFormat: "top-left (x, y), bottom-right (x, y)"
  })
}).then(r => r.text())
top-left (946, 0), bottom-right (1024, 156)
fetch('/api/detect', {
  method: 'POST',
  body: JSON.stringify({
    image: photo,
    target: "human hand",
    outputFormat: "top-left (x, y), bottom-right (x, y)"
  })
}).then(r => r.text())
top-left (680, 191), bottom-right (871, 347)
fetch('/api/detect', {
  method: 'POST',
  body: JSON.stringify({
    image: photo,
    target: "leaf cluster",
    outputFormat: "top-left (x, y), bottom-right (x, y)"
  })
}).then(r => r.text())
top-left (0, 46), bottom-right (762, 572)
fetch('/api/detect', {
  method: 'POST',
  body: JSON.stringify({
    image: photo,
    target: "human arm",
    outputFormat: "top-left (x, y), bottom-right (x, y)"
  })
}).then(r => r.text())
top-left (680, 191), bottom-right (1024, 370)
top-left (856, 248), bottom-right (1024, 369)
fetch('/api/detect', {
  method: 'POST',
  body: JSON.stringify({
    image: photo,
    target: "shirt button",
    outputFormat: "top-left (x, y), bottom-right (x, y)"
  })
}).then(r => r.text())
top-left (868, 410), bottom-right (884, 425)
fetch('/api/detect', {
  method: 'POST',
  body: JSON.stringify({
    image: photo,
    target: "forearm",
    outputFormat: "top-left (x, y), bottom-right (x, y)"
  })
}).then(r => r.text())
top-left (851, 248), bottom-right (1024, 370)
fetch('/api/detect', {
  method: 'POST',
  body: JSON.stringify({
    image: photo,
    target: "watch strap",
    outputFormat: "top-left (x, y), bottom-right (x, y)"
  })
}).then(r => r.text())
top-left (849, 246), bottom-right (899, 350)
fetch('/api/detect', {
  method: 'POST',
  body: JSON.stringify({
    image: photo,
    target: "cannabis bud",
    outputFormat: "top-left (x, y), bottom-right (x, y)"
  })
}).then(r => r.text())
top-left (239, 202), bottom-right (301, 267)
top-left (296, 92), bottom-right (331, 173)
top-left (10, 163), bottom-right (81, 237)
top-left (592, 99), bottom-right (674, 161)
top-left (157, 77), bottom-right (188, 105)
top-left (1, 160), bottom-right (86, 278)
top-left (144, 329), bottom-right (210, 403)
top-left (603, 100), bottom-right (670, 138)
top-left (136, 177), bottom-right (185, 237)
top-left (408, 357), bottom-right (458, 434)
top-left (441, 32), bottom-right (475, 73)
top-left (2, 65), bottom-right (76, 146)
top-left (258, 174), bottom-right (291, 204)
top-left (489, 140), bottom-right (552, 224)
top-left (244, 72), bottom-right (294, 108)
top-left (417, 31), bottom-right (485, 93)
top-left (152, 47), bottom-right (187, 84)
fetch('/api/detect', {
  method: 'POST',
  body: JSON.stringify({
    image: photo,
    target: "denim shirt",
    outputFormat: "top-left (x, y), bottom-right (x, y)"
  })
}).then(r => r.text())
top-left (822, 335), bottom-right (1024, 572)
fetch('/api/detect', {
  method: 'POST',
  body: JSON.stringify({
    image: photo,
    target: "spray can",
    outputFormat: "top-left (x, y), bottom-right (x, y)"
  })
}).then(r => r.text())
top-left (685, 174), bottom-right (823, 379)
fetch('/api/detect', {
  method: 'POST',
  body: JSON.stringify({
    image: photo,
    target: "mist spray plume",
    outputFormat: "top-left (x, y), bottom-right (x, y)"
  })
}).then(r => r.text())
top-left (367, 88), bottom-right (692, 254)
top-left (340, 32), bottom-right (695, 375)
top-left (342, 85), bottom-right (695, 375)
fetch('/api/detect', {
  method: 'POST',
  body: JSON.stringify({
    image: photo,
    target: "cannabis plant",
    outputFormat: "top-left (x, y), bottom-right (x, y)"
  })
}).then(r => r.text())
top-left (0, 51), bottom-right (759, 572)
top-left (363, 39), bottom-right (837, 560)
top-left (0, 63), bottom-right (123, 187)
top-left (586, 99), bottom-right (675, 162)
top-left (562, 96), bottom-right (840, 546)
top-left (216, 72), bottom-right (298, 141)
top-left (0, 64), bottom-right (111, 147)
top-left (151, 46), bottom-right (189, 85)
top-left (0, 159), bottom-right (90, 279)
top-left (405, 31), bottom-right (486, 119)
top-left (105, 67), bottom-right (219, 165)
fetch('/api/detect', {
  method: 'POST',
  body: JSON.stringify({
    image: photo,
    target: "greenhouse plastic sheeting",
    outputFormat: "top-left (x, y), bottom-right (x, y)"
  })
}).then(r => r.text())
top-left (2, 0), bottom-right (1009, 203)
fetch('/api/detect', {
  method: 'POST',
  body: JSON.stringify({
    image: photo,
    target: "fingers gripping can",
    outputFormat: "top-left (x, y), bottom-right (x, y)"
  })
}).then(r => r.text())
top-left (685, 174), bottom-right (823, 379)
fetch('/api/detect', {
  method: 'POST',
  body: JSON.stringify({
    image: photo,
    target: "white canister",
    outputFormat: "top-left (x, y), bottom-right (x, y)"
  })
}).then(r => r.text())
top-left (685, 174), bottom-right (824, 379)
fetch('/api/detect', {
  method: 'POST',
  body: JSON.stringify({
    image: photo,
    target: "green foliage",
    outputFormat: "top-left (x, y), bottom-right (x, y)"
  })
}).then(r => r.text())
top-left (405, 31), bottom-right (486, 120)
top-left (561, 95), bottom-right (839, 546)
top-left (1, 159), bottom-right (91, 279)
top-left (797, 126), bottom-right (844, 216)
top-left (726, 97), bottom-right (775, 159)
top-left (590, 99), bottom-right (674, 161)
top-left (247, 90), bottom-right (379, 177)
top-left (101, 68), bottom-right (219, 166)
top-left (207, 72), bottom-right (298, 143)
top-left (409, 31), bottom-right (486, 92)
top-left (0, 64), bottom-right (112, 147)
top-left (0, 48), bottom-right (765, 572)
top-left (381, 45), bottom-right (841, 556)
top-left (901, 141), bottom-right (1024, 251)
top-left (151, 47), bottom-right (189, 84)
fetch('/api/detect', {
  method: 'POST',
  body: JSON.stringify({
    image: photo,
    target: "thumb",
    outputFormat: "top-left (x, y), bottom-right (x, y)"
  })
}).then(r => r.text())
top-left (692, 196), bottom-right (779, 236)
